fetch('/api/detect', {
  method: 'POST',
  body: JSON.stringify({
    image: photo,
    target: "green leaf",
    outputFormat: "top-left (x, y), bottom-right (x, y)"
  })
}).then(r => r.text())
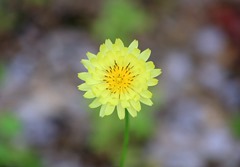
top-left (0, 62), bottom-right (6, 86)
top-left (0, 145), bottom-right (12, 165)
top-left (229, 113), bottom-right (240, 138)
top-left (16, 150), bottom-right (41, 167)
top-left (0, 10), bottom-right (16, 33)
top-left (89, 111), bottom-right (123, 153)
top-left (0, 112), bottom-right (21, 138)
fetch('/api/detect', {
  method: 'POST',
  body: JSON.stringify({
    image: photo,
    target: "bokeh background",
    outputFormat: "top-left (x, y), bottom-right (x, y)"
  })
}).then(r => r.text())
top-left (0, 0), bottom-right (240, 167)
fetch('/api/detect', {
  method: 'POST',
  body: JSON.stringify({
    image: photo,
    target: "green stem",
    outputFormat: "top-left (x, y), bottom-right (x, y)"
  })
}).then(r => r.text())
top-left (120, 110), bottom-right (129, 167)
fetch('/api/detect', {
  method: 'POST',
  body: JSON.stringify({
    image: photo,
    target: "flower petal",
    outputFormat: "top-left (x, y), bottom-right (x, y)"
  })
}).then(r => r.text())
top-left (83, 90), bottom-right (95, 99)
top-left (109, 98), bottom-right (119, 105)
top-left (105, 39), bottom-right (113, 49)
top-left (115, 39), bottom-right (124, 48)
top-left (99, 91), bottom-right (112, 104)
top-left (100, 104), bottom-right (107, 117)
top-left (140, 97), bottom-right (153, 106)
top-left (128, 40), bottom-right (138, 52)
top-left (151, 69), bottom-right (162, 77)
top-left (139, 49), bottom-right (151, 61)
top-left (141, 90), bottom-right (152, 99)
top-left (92, 84), bottom-right (106, 96)
top-left (104, 104), bottom-right (115, 115)
top-left (86, 78), bottom-right (100, 85)
top-left (100, 44), bottom-right (107, 52)
top-left (81, 59), bottom-right (94, 70)
top-left (130, 100), bottom-right (141, 111)
top-left (121, 100), bottom-right (130, 108)
top-left (148, 78), bottom-right (158, 86)
top-left (78, 72), bottom-right (90, 80)
top-left (78, 83), bottom-right (89, 91)
top-left (117, 104), bottom-right (125, 119)
top-left (146, 61), bottom-right (155, 71)
top-left (86, 52), bottom-right (96, 59)
top-left (89, 98), bottom-right (101, 108)
top-left (127, 106), bottom-right (137, 117)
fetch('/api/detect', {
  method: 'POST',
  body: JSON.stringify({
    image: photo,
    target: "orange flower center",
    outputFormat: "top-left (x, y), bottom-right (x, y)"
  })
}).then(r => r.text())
top-left (103, 61), bottom-right (137, 94)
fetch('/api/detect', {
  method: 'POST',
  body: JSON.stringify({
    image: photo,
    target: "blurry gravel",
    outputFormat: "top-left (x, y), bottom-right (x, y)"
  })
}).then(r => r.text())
top-left (1, 28), bottom-right (97, 167)
top-left (1, 1), bottom-right (240, 166)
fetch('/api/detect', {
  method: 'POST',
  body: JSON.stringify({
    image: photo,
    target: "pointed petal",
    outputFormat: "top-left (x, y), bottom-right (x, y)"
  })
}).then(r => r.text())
top-left (151, 69), bottom-right (162, 77)
top-left (105, 39), bottom-right (113, 49)
top-left (127, 106), bottom-right (137, 117)
top-left (81, 59), bottom-right (94, 70)
top-left (146, 61), bottom-right (155, 71)
top-left (140, 97), bottom-right (153, 106)
top-left (78, 72), bottom-right (89, 80)
top-left (89, 98), bottom-right (101, 108)
top-left (109, 98), bottom-right (119, 105)
top-left (121, 100), bottom-right (130, 108)
top-left (83, 90), bottom-right (95, 99)
top-left (139, 49), bottom-right (151, 61)
top-left (86, 78), bottom-right (100, 85)
top-left (86, 52), bottom-right (96, 59)
top-left (131, 48), bottom-right (141, 56)
top-left (78, 83), bottom-right (90, 91)
top-left (104, 104), bottom-right (115, 115)
top-left (99, 91), bottom-right (111, 104)
top-left (148, 78), bottom-right (158, 86)
top-left (128, 40), bottom-right (138, 52)
top-left (117, 104), bottom-right (125, 120)
top-left (100, 104), bottom-right (107, 117)
top-left (100, 44), bottom-right (107, 52)
top-left (130, 100), bottom-right (141, 111)
top-left (141, 90), bottom-right (152, 98)
top-left (115, 39), bottom-right (124, 48)
top-left (92, 84), bottom-right (105, 96)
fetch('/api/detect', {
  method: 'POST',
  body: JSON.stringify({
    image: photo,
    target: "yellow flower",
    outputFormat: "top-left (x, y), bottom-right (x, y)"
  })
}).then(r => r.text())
top-left (78, 39), bottom-right (161, 119)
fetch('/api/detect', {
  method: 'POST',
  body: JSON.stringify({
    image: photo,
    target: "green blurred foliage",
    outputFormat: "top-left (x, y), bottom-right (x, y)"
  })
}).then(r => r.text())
top-left (0, 112), bottom-right (41, 167)
top-left (93, 0), bottom-right (150, 43)
top-left (0, 62), bottom-right (6, 86)
top-left (0, 0), bottom-right (16, 34)
top-left (0, 0), bottom-right (48, 35)
top-left (24, 0), bottom-right (49, 6)
top-left (89, 107), bottom-right (155, 151)
top-left (0, 112), bottom-right (21, 138)
top-left (0, 145), bottom-right (41, 167)
top-left (0, 10), bottom-right (17, 33)
top-left (88, 87), bottom-right (162, 166)
top-left (89, 108), bottom-right (155, 166)
top-left (229, 113), bottom-right (240, 139)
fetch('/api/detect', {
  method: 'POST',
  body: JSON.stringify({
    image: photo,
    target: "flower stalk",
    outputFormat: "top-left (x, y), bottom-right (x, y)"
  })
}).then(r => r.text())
top-left (78, 39), bottom-right (161, 166)
top-left (120, 110), bottom-right (129, 167)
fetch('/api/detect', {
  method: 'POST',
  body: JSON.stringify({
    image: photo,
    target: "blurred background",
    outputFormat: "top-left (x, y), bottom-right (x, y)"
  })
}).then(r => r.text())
top-left (0, 0), bottom-right (240, 167)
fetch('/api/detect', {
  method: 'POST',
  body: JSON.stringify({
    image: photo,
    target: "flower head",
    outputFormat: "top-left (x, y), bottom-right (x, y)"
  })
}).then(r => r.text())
top-left (78, 39), bottom-right (161, 119)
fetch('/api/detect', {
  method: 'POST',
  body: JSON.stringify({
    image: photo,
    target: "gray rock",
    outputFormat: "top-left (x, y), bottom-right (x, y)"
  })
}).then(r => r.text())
top-left (194, 26), bottom-right (227, 58)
